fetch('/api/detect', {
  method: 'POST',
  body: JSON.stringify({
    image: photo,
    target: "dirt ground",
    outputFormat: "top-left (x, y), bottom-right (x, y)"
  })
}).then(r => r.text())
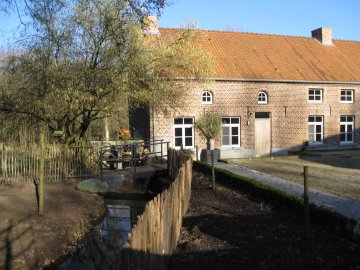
top-left (226, 150), bottom-right (360, 201)
top-left (0, 180), bottom-right (105, 270)
top-left (168, 170), bottom-right (360, 270)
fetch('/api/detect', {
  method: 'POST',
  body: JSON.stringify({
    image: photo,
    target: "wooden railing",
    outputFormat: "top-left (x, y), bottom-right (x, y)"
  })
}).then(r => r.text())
top-left (120, 149), bottom-right (193, 270)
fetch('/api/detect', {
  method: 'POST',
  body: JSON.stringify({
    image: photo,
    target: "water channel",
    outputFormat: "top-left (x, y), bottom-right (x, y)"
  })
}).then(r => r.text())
top-left (55, 196), bottom-right (149, 270)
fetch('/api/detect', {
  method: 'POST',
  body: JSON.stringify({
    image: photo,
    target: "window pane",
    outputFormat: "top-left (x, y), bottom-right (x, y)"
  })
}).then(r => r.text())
top-left (316, 134), bottom-right (322, 142)
top-left (340, 116), bottom-right (346, 122)
top-left (232, 127), bottom-right (238, 135)
top-left (255, 112), bottom-right (270, 118)
top-left (185, 127), bottom-right (192, 136)
top-left (340, 125), bottom-right (345, 132)
top-left (222, 136), bottom-right (230, 145)
top-left (222, 118), bottom-right (230, 124)
top-left (308, 125), bottom-right (314, 133)
top-left (258, 92), bottom-right (267, 102)
top-left (231, 118), bottom-right (240, 124)
top-left (175, 138), bottom-right (182, 147)
top-left (308, 116), bottom-right (314, 122)
top-left (348, 133), bottom-right (353, 141)
top-left (316, 125), bottom-right (322, 133)
top-left (222, 126), bottom-right (229, 135)
top-left (308, 134), bottom-right (314, 142)
top-left (348, 125), bottom-right (353, 132)
top-left (185, 138), bottom-right (192, 146)
top-left (316, 117), bottom-right (322, 122)
top-left (232, 136), bottom-right (239, 145)
top-left (174, 118), bottom-right (183, 124)
top-left (184, 118), bottom-right (193, 124)
top-left (340, 134), bottom-right (345, 141)
top-left (175, 128), bottom-right (182, 136)
top-left (348, 116), bottom-right (354, 122)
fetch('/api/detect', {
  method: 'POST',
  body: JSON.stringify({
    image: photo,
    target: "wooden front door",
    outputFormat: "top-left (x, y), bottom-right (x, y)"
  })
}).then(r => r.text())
top-left (255, 112), bottom-right (271, 157)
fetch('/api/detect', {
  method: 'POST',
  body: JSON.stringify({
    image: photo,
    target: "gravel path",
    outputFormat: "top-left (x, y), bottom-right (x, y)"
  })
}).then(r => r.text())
top-left (215, 162), bottom-right (360, 235)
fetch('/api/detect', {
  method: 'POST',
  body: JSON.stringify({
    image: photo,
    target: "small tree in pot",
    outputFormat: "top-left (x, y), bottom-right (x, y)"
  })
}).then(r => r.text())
top-left (196, 112), bottom-right (222, 150)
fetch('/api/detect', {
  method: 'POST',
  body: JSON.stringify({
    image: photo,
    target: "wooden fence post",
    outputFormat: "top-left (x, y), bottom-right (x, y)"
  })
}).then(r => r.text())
top-left (304, 166), bottom-right (310, 238)
top-left (39, 130), bottom-right (45, 215)
top-left (211, 150), bottom-right (216, 190)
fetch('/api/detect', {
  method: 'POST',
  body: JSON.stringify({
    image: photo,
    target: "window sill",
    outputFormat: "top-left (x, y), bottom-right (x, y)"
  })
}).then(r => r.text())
top-left (308, 143), bottom-right (323, 147)
top-left (308, 101), bottom-right (323, 104)
top-left (221, 146), bottom-right (242, 150)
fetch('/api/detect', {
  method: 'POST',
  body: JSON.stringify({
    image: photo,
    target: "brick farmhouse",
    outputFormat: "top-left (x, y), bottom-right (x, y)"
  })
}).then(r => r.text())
top-left (131, 17), bottom-right (360, 158)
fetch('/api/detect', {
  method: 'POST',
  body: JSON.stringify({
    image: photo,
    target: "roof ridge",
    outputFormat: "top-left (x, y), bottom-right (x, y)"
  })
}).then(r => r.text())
top-left (160, 27), bottom-right (360, 43)
top-left (333, 38), bottom-right (360, 43)
top-left (159, 27), bottom-right (314, 40)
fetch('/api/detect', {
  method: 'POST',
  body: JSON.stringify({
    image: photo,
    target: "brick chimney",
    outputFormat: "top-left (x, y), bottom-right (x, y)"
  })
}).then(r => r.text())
top-left (141, 16), bottom-right (160, 35)
top-left (311, 27), bottom-right (333, 45)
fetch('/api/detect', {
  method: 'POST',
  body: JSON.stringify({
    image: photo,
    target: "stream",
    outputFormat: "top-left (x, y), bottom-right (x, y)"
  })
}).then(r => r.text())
top-left (53, 166), bottom-right (168, 270)
top-left (55, 196), bottom-right (149, 270)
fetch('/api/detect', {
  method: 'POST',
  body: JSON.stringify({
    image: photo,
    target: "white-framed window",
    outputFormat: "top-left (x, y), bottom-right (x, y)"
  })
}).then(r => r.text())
top-left (221, 117), bottom-right (240, 147)
top-left (174, 117), bottom-right (194, 149)
top-left (340, 89), bottom-right (354, 103)
top-left (308, 89), bottom-right (323, 103)
top-left (257, 91), bottom-right (268, 104)
top-left (340, 116), bottom-right (354, 143)
top-left (201, 91), bottom-right (213, 104)
top-left (308, 116), bottom-right (323, 144)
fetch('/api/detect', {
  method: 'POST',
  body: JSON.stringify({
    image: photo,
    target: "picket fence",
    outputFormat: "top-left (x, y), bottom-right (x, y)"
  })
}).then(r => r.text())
top-left (0, 142), bottom-right (98, 184)
top-left (120, 149), bottom-right (193, 270)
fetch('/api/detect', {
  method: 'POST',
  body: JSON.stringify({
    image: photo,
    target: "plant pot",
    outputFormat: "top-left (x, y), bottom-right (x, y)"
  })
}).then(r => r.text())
top-left (200, 149), bottom-right (220, 163)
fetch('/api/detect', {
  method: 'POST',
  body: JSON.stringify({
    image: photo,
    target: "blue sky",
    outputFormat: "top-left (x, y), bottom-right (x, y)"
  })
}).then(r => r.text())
top-left (158, 0), bottom-right (360, 41)
top-left (0, 0), bottom-right (359, 49)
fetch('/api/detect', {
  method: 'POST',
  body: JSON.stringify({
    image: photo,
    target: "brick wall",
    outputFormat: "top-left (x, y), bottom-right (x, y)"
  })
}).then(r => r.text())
top-left (150, 80), bottom-right (360, 157)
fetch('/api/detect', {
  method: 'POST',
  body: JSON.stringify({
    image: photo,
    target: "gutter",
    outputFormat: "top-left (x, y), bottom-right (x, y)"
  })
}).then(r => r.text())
top-left (173, 77), bottom-right (360, 85)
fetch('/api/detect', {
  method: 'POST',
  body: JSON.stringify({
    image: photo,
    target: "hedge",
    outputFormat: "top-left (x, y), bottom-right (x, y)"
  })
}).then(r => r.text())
top-left (194, 161), bottom-right (357, 237)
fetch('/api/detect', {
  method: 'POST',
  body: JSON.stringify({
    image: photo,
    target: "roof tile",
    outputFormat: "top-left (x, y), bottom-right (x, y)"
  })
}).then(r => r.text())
top-left (159, 28), bottom-right (360, 82)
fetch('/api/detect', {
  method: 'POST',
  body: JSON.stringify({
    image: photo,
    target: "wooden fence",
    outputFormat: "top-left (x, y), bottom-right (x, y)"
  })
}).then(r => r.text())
top-left (120, 149), bottom-right (193, 270)
top-left (0, 141), bottom-right (98, 184)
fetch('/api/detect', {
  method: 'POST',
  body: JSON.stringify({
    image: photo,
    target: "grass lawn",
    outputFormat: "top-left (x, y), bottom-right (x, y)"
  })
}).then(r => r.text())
top-left (225, 150), bottom-right (360, 201)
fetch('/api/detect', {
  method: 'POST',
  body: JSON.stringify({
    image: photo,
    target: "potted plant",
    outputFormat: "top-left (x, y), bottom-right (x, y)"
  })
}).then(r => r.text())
top-left (196, 112), bottom-right (222, 162)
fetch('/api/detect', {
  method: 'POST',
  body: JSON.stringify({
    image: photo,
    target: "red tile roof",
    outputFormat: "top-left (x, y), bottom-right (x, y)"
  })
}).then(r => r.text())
top-left (159, 28), bottom-right (360, 82)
